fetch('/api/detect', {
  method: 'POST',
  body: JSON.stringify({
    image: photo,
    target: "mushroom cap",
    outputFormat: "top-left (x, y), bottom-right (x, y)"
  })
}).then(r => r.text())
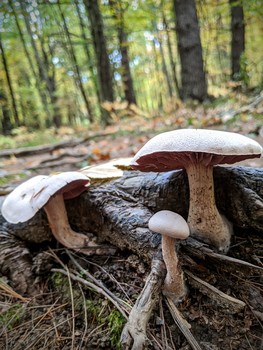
top-left (131, 129), bottom-right (263, 172)
top-left (148, 210), bottom-right (190, 239)
top-left (1, 172), bottom-right (90, 224)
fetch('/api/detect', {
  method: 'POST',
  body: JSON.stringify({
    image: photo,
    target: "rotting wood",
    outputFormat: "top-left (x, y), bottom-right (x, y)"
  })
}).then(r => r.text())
top-left (0, 166), bottom-right (262, 294)
top-left (0, 130), bottom-right (116, 158)
top-left (185, 271), bottom-right (246, 313)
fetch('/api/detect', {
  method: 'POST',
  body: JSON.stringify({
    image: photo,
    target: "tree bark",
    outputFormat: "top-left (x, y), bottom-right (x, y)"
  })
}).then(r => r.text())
top-left (0, 33), bottom-right (20, 127)
top-left (158, 34), bottom-right (174, 98)
top-left (1, 166), bottom-right (262, 247)
top-left (0, 166), bottom-right (262, 293)
top-left (0, 82), bottom-right (13, 135)
top-left (8, 0), bottom-right (50, 120)
top-left (74, 0), bottom-right (101, 112)
top-left (109, 0), bottom-right (137, 105)
top-left (173, 0), bottom-right (207, 101)
top-left (19, 0), bottom-right (62, 128)
top-left (229, 0), bottom-right (245, 81)
top-left (162, 11), bottom-right (180, 97)
top-left (84, 0), bottom-right (114, 124)
top-left (57, 0), bottom-right (93, 121)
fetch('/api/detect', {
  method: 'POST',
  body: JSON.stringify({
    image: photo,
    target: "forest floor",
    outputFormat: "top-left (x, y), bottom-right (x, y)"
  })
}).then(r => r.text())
top-left (0, 92), bottom-right (262, 349)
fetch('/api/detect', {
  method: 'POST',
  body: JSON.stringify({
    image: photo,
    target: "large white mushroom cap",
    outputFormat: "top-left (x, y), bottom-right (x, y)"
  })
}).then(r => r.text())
top-left (1, 172), bottom-right (90, 224)
top-left (131, 129), bottom-right (263, 171)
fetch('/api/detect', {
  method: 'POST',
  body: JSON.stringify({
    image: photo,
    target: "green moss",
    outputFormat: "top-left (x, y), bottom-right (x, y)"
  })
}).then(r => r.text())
top-left (84, 298), bottom-right (125, 348)
top-left (107, 309), bottom-right (126, 349)
top-left (0, 303), bottom-right (25, 330)
top-left (50, 272), bottom-right (125, 348)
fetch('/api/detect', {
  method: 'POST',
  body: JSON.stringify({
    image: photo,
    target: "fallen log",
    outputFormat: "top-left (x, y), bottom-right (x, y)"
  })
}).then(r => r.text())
top-left (0, 166), bottom-right (262, 293)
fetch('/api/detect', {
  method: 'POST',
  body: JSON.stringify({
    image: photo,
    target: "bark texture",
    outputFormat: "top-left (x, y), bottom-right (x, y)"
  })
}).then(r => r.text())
top-left (0, 166), bottom-right (262, 293)
top-left (0, 33), bottom-right (20, 126)
top-left (84, 0), bottom-right (114, 124)
top-left (173, 0), bottom-right (207, 101)
top-left (230, 0), bottom-right (245, 80)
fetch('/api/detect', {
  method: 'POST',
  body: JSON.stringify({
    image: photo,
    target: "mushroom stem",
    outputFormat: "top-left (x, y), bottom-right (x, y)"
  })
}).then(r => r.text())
top-left (186, 163), bottom-right (233, 253)
top-left (162, 235), bottom-right (187, 303)
top-left (43, 194), bottom-right (97, 249)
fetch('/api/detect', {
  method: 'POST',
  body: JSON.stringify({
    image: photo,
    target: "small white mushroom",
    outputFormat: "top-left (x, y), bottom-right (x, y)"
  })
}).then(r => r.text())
top-left (148, 210), bottom-right (190, 303)
top-left (1, 172), bottom-right (94, 251)
top-left (132, 129), bottom-right (263, 253)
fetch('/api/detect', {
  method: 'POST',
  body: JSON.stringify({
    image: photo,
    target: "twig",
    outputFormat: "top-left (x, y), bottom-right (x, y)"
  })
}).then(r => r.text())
top-left (26, 155), bottom-right (88, 170)
top-left (65, 266), bottom-right (75, 350)
top-left (51, 268), bottom-right (128, 320)
top-left (185, 270), bottom-right (246, 313)
top-left (0, 131), bottom-right (116, 158)
top-left (0, 279), bottom-right (30, 302)
top-left (78, 285), bottom-right (88, 349)
top-left (165, 296), bottom-right (202, 350)
top-left (67, 251), bottom-right (130, 312)
top-left (183, 238), bottom-right (263, 272)
top-left (120, 259), bottom-right (166, 350)
top-left (78, 256), bottom-right (132, 302)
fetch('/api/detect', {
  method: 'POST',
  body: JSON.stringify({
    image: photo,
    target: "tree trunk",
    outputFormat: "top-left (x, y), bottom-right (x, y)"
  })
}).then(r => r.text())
top-left (158, 34), bottom-right (174, 98)
top-left (118, 29), bottom-right (137, 105)
top-left (74, 0), bottom-right (101, 113)
top-left (162, 11), bottom-right (180, 97)
top-left (40, 39), bottom-right (62, 128)
top-left (58, 0), bottom-right (93, 122)
top-left (19, 0), bottom-right (62, 128)
top-left (84, 0), bottom-right (114, 125)
top-left (173, 0), bottom-right (207, 101)
top-left (229, 0), bottom-right (245, 81)
top-left (0, 33), bottom-right (20, 127)
top-left (0, 81), bottom-right (13, 135)
top-left (8, 0), bottom-right (50, 121)
top-left (109, 0), bottom-right (137, 105)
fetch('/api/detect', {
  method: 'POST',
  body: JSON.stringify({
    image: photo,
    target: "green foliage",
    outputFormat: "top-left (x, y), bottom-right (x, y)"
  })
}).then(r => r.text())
top-left (107, 309), bottom-right (126, 349)
top-left (0, 173), bottom-right (27, 186)
top-left (0, 0), bottom-right (262, 130)
top-left (0, 302), bottom-right (24, 330)
top-left (0, 135), bottom-right (16, 148)
top-left (85, 299), bottom-right (125, 349)
top-left (238, 53), bottom-right (250, 86)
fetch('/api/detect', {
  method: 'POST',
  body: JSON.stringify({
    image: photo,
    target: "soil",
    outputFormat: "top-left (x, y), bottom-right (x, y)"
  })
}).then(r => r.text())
top-left (0, 229), bottom-right (262, 350)
top-left (0, 103), bottom-right (262, 350)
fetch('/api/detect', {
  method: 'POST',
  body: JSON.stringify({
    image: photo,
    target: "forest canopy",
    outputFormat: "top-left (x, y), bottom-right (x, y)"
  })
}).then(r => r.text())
top-left (0, 0), bottom-right (262, 133)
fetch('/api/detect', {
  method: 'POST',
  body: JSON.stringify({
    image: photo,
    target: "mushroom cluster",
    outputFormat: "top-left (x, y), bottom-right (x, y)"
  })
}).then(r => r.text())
top-left (131, 128), bottom-right (262, 253)
top-left (1, 171), bottom-right (93, 252)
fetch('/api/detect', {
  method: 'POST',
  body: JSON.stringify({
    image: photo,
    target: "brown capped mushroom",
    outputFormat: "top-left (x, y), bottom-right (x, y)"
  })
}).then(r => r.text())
top-left (132, 129), bottom-right (262, 253)
top-left (149, 210), bottom-right (189, 303)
